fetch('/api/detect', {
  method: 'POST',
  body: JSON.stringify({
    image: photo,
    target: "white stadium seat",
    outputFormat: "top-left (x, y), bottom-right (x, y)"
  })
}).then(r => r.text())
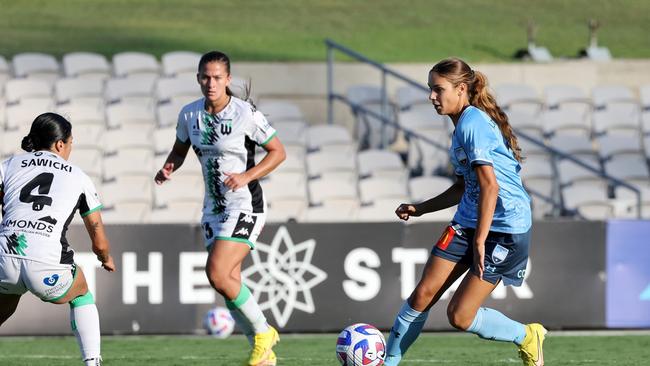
top-left (357, 149), bottom-right (407, 181)
top-left (54, 77), bottom-right (105, 104)
top-left (62, 52), bottom-right (111, 79)
top-left (359, 177), bottom-right (408, 205)
top-left (257, 100), bottom-right (303, 122)
top-left (112, 51), bottom-right (160, 77)
top-left (105, 75), bottom-right (157, 105)
top-left (4, 78), bottom-right (52, 104)
top-left (161, 51), bottom-right (201, 77)
top-left (12, 52), bottom-right (60, 82)
top-left (408, 176), bottom-right (455, 202)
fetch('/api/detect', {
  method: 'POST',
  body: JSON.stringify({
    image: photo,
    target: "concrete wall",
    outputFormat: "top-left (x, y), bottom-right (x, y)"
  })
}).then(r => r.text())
top-left (233, 60), bottom-right (650, 128)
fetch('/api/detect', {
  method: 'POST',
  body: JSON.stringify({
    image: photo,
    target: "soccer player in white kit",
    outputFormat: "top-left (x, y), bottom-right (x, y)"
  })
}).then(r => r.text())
top-left (155, 51), bottom-right (286, 366)
top-left (0, 113), bottom-right (115, 365)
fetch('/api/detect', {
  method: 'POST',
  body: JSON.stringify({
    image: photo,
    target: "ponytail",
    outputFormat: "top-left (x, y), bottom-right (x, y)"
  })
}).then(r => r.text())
top-left (470, 71), bottom-right (523, 162)
top-left (431, 58), bottom-right (523, 162)
top-left (22, 113), bottom-right (72, 152)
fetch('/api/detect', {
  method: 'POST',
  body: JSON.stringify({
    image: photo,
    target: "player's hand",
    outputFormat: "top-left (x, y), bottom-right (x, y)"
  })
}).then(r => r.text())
top-left (395, 203), bottom-right (418, 221)
top-left (154, 162), bottom-right (174, 185)
top-left (101, 255), bottom-right (116, 272)
top-left (473, 240), bottom-right (485, 280)
top-left (224, 172), bottom-right (251, 192)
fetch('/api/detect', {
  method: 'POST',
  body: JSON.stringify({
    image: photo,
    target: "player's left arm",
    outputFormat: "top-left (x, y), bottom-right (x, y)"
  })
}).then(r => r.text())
top-left (473, 164), bottom-right (499, 280)
top-left (224, 136), bottom-right (286, 191)
top-left (82, 211), bottom-right (115, 272)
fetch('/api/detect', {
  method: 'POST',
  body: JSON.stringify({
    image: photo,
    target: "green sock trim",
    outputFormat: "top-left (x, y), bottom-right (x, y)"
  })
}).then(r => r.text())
top-left (71, 320), bottom-right (77, 331)
top-left (69, 291), bottom-right (94, 308)
top-left (225, 299), bottom-right (237, 310)
top-left (231, 284), bottom-right (251, 309)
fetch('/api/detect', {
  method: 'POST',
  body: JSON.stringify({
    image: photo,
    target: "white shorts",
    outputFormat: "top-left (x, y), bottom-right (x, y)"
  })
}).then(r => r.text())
top-left (0, 254), bottom-right (76, 302)
top-left (201, 211), bottom-right (266, 249)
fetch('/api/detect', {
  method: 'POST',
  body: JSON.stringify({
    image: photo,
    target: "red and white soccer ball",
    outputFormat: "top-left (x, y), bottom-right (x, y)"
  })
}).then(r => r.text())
top-left (336, 323), bottom-right (386, 366)
top-left (203, 306), bottom-right (235, 338)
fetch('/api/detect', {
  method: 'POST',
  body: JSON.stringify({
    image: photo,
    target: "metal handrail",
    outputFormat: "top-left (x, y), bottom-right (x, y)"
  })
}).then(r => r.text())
top-left (325, 39), bottom-right (642, 218)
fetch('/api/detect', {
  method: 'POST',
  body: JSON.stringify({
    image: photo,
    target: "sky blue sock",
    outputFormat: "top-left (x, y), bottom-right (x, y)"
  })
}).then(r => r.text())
top-left (384, 301), bottom-right (429, 366)
top-left (467, 307), bottom-right (526, 345)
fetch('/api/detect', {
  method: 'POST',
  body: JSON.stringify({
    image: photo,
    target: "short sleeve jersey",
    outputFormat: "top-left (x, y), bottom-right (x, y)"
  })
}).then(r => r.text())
top-left (0, 152), bottom-right (102, 264)
top-left (176, 97), bottom-right (277, 218)
top-left (449, 106), bottom-right (531, 234)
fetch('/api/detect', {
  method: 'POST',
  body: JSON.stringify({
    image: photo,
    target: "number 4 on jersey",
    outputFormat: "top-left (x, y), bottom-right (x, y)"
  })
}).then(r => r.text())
top-left (19, 172), bottom-right (54, 211)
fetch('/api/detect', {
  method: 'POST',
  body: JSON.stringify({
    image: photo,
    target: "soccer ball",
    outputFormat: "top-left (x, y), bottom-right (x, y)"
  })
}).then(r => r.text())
top-left (203, 306), bottom-right (235, 338)
top-left (336, 323), bottom-right (386, 366)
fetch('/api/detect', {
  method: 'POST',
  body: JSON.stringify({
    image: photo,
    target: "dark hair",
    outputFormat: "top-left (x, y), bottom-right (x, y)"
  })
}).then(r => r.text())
top-left (21, 113), bottom-right (72, 152)
top-left (431, 58), bottom-right (523, 162)
top-left (198, 50), bottom-right (253, 105)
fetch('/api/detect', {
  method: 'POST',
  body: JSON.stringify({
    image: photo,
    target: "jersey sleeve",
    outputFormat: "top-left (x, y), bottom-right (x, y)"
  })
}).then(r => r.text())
top-left (176, 109), bottom-right (191, 144)
top-left (78, 173), bottom-right (103, 217)
top-left (457, 116), bottom-right (499, 167)
top-left (248, 110), bottom-right (277, 146)
top-left (0, 159), bottom-right (6, 194)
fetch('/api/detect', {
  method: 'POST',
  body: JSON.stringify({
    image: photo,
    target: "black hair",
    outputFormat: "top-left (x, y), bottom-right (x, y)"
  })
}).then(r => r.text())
top-left (198, 50), bottom-right (254, 105)
top-left (21, 113), bottom-right (72, 152)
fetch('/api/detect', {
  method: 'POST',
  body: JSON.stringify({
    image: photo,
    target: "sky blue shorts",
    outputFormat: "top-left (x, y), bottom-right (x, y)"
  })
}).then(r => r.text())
top-left (432, 223), bottom-right (530, 286)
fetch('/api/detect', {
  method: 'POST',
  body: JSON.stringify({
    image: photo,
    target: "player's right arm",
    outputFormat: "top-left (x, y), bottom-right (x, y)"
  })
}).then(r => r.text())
top-left (82, 211), bottom-right (115, 272)
top-left (395, 176), bottom-right (465, 220)
top-left (155, 138), bottom-right (191, 185)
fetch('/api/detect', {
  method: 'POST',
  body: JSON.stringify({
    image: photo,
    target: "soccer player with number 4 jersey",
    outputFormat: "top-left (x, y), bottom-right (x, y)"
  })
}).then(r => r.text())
top-left (386, 58), bottom-right (546, 366)
top-left (0, 113), bottom-right (115, 366)
top-left (155, 51), bottom-right (286, 366)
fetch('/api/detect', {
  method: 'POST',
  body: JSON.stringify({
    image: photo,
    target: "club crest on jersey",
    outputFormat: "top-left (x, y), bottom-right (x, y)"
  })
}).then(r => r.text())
top-left (43, 274), bottom-right (59, 287)
top-left (491, 244), bottom-right (509, 264)
top-left (454, 147), bottom-right (468, 166)
top-left (220, 119), bottom-right (233, 135)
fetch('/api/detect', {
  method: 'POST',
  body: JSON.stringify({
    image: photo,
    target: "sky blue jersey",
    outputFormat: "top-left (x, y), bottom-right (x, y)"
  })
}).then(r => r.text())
top-left (449, 106), bottom-right (531, 234)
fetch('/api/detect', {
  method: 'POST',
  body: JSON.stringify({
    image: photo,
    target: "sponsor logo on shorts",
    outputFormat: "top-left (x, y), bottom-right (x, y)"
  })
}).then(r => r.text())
top-left (491, 244), bottom-right (509, 264)
top-left (232, 213), bottom-right (257, 240)
top-left (43, 274), bottom-right (59, 287)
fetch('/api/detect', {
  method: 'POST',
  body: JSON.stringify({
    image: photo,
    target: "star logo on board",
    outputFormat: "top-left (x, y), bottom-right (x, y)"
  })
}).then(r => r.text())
top-left (242, 226), bottom-right (327, 328)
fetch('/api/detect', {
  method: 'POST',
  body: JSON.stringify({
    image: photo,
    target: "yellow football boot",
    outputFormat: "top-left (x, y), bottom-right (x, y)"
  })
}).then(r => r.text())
top-left (248, 326), bottom-right (279, 366)
top-left (518, 323), bottom-right (547, 366)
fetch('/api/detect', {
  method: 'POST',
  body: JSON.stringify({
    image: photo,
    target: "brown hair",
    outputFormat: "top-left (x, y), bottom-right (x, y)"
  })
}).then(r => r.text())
top-left (431, 58), bottom-right (523, 162)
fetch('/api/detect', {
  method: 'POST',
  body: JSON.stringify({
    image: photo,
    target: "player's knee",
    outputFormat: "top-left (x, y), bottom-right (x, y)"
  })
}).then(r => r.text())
top-left (446, 304), bottom-right (472, 330)
top-left (412, 283), bottom-right (436, 305)
top-left (206, 268), bottom-right (228, 295)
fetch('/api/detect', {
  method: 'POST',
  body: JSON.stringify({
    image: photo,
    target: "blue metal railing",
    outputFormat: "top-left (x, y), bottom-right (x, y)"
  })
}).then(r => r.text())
top-left (325, 38), bottom-right (642, 218)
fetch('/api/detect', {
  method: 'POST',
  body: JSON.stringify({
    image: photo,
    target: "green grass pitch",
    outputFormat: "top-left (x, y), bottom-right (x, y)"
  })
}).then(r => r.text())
top-left (1, 333), bottom-right (649, 365)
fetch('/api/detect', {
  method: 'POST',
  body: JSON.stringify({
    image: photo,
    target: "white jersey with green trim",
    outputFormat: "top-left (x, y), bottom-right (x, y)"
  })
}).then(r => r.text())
top-left (0, 151), bottom-right (102, 264)
top-left (176, 96), bottom-right (276, 219)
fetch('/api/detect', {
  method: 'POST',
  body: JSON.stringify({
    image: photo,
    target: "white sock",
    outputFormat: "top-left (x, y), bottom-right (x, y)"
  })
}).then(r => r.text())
top-left (226, 284), bottom-right (269, 334)
top-left (230, 308), bottom-right (254, 346)
top-left (70, 293), bottom-right (101, 362)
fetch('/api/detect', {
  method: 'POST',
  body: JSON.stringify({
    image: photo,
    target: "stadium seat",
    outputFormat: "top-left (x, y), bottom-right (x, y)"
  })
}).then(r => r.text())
top-left (604, 152), bottom-right (650, 181)
top-left (6, 100), bottom-right (55, 132)
top-left (0, 56), bottom-right (9, 93)
top-left (540, 108), bottom-right (591, 136)
top-left (562, 179), bottom-right (610, 215)
top-left (596, 128), bottom-right (643, 158)
top-left (161, 51), bottom-right (201, 77)
top-left (257, 100), bottom-right (303, 122)
top-left (11, 52), bottom-right (60, 82)
top-left (112, 51), bottom-right (160, 77)
top-left (556, 153), bottom-right (601, 186)
top-left (346, 85), bottom-right (397, 149)
top-left (0, 129), bottom-right (24, 158)
top-left (103, 147), bottom-right (154, 180)
top-left (266, 198), bottom-right (307, 223)
top-left (69, 147), bottom-right (104, 178)
top-left (395, 85), bottom-right (429, 110)
top-left (106, 102), bottom-right (156, 129)
top-left (54, 77), bottom-right (105, 104)
top-left (543, 85), bottom-right (592, 115)
top-left (153, 125), bottom-right (176, 155)
top-left (592, 85), bottom-right (640, 133)
top-left (507, 110), bottom-right (544, 133)
top-left (520, 153), bottom-right (554, 181)
top-left (306, 124), bottom-right (355, 153)
top-left (308, 177), bottom-right (357, 205)
top-left (156, 100), bottom-right (188, 127)
top-left (105, 75), bottom-right (157, 105)
top-left (155, 76), bottom-right (201, 105)
top-left (357, 149), bottom-right (407, 182)
top-left (271, 120), bottom-right (308, 146)
top-left (407, 128), bottom-right (450, 175)
top-left (153, 174), bottom-right (204, 207)
top-left (306, 150), bottom-right (357, 181)
top-left (408, 175), bottom-right (455, 202)
top-left (359, 177), bottom-right (408, 205)
top-left (524, 177), bottom-right (558, 219)
top-left (547, 128), bottom-right (595, 155)
top-left (398, 104), bottom-right (450, 133)
top-left (4, 78), bottom-right (52, 104)
top-left (149, 201), bottom-right (202, 223)
top-left (303, 198), bottom-right (360, 222)
top-left (102, 175), bottom-right (154, 208)
top-left (101, 201), bottom-right (152, 224)
top-left (263, 174), bottom-right (308, 202)
top-left (56, 102), bottom-right (106, 126)
top-left (357, 198), bottom-right (406, 222)
top-left (72, 123), bottom-right (105, 149)
top-left (62, 52), bottom-right (111, 79)
top-left (494, 83), bottom-right (543, 116)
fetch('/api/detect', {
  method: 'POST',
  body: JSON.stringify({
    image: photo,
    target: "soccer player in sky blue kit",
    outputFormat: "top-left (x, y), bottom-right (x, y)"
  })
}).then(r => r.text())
top-left (385, 58), bottom-right (546, 366)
